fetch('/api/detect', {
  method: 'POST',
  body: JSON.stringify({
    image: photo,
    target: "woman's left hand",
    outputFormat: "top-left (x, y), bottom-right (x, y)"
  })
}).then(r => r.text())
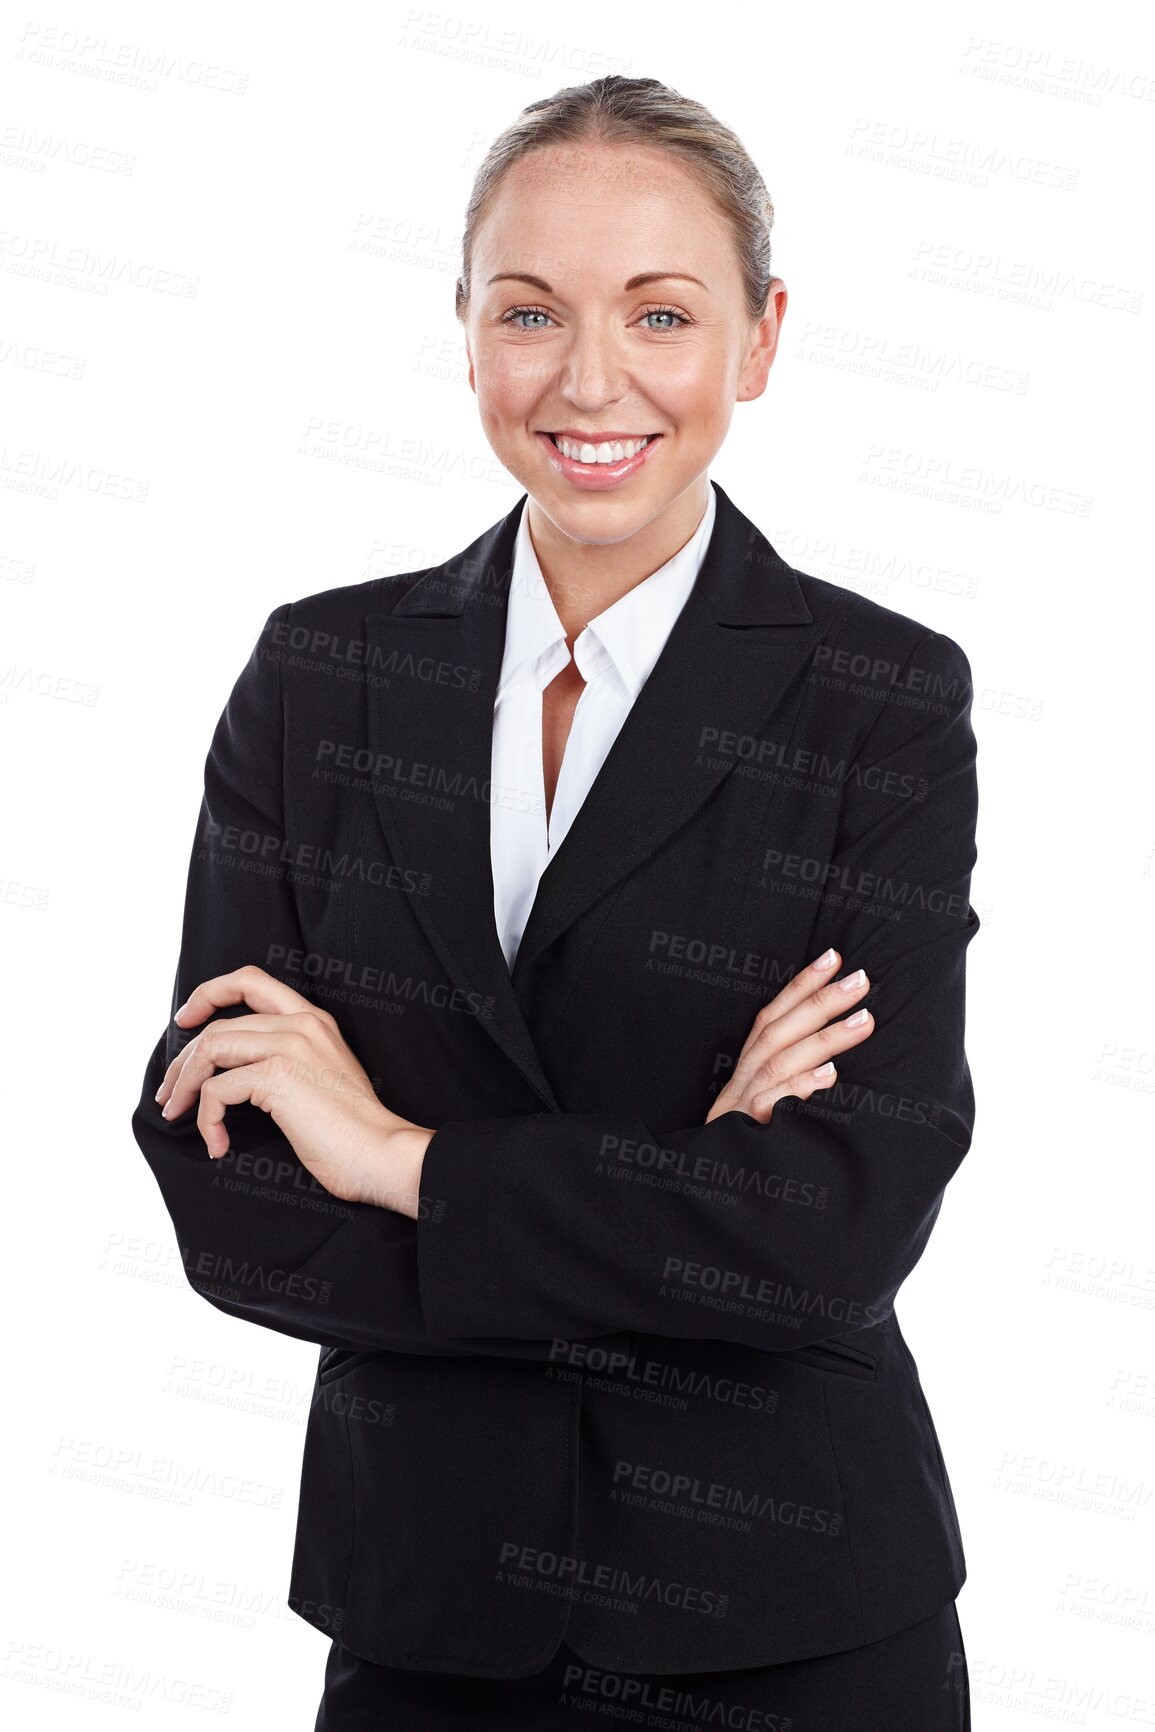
top-left (152, 964), bottom-right (432, 1216)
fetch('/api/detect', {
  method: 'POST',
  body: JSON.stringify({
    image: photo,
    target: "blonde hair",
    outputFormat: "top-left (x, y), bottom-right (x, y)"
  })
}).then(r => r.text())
top-left (454, 74), bottom-right (775, 326)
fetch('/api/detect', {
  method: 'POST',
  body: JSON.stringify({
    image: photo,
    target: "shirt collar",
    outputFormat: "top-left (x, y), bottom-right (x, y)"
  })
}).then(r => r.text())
top-left (497, 481), bottom-right (717, 703)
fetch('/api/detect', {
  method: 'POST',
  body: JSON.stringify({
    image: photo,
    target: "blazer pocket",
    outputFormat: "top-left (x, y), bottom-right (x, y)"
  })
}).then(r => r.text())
top-left (317, 1348), bottom-right (385, 1386)
top-left (782, 1339), bottom-right (878, 1381)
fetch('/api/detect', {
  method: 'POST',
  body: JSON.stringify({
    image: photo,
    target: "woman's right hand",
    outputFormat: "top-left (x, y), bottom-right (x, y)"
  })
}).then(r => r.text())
top-left (704, 948), bottom-right (874, 1124)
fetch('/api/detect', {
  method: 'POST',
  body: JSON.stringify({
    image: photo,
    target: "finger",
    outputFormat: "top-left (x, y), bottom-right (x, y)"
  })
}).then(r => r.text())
top-left (155, 1012), bottom-right (297, 1110)
top-left (751, 966), bottom-right (872, 1060)
top-left (159, 1018), bottom-right (309, 1118)
top-left (154, 1049), bottom-right (184, 1106)
top-left (196, 1062), bottom-right (284, 1159)
top-left (757, 1006), bottom-right (875, 1086)
top-left (727, 968), bottom-right (869, 1094)
top-left (173, 964), bottom-right (316, 1029)
top-left (754, 947), bottom-right (842, 1030)
top-left (788, 1060), bottom-right (838, 1101)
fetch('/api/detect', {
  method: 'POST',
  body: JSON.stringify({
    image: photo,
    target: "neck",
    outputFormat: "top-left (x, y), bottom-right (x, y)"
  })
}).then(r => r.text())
top-left (525, 479), bottom-right (710, 642)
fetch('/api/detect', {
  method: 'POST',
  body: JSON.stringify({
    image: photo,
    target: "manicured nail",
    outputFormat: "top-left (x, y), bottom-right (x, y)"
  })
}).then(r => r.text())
top-left (813, 948), bottom-right (837, 970)
top-left (839, 969), bottom-right (865, 992)
top-left (813, 1061), bottom-right (835, 1078)
top-left (846, 1008), bottom-right (870, 1027)
top-left (173, 1002), bottom-right (188, 1021)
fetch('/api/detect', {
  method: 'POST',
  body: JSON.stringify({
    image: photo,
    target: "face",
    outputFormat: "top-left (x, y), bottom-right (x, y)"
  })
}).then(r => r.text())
top-left (462, 140), bottom-right (786, 556)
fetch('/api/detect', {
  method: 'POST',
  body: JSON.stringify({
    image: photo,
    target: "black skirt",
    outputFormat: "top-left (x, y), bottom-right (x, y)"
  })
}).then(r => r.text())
top-left (313, 1599), bottom-right (970, 1730)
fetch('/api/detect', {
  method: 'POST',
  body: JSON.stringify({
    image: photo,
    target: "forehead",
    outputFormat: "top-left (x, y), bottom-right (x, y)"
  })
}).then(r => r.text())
top-left (474, 142), bottom-right (731, 271)
top-left (498, 140), bottom-right (698, 200)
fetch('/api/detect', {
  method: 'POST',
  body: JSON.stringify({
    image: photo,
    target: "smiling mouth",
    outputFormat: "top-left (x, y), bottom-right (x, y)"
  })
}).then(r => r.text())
top-left (542, 433), bottom-right (662, 470)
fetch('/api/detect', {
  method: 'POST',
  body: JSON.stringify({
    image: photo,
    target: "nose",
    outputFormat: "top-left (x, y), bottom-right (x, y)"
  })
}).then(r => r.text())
top-left (557, 319), bottom-right (630, 410)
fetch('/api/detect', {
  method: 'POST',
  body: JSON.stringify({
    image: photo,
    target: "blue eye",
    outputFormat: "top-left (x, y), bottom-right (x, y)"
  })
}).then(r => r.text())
top-left (503, 306), bottom-right (551, 329)
top-left (500, 304), bottom-right (691, 334)
top-left (641, 308), bottom-right (688, 332)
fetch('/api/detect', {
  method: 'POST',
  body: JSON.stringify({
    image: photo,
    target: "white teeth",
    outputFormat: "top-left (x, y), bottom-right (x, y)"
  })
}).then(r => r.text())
top-left (552, 434), bottom-right (652, 464)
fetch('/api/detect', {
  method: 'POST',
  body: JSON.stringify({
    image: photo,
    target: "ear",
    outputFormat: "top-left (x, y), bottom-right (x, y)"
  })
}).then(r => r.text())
top-left (737, 280), bottom-right (788, 403)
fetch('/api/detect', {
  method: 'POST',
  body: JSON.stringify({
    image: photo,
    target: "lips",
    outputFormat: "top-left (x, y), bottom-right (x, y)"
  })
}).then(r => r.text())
top-left (534, 429), bottom-right (663, 490)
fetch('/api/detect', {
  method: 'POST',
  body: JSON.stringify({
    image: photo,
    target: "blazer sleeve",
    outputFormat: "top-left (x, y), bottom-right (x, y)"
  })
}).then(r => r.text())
top-left (415, 628), bottom-right (980, 1355)
top-left (130, 604), bottom-right (629, 1365)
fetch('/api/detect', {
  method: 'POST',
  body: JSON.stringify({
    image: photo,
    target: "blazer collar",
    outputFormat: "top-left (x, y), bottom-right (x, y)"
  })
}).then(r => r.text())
top-left (362, 480), bottom-right (816, 1109)
top-left (388, 479), bottom-right (812, 626)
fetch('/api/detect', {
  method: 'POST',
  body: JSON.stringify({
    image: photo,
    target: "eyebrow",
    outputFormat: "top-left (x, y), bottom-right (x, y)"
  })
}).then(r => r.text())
top-left (486, 271), bottom-right (708, 293)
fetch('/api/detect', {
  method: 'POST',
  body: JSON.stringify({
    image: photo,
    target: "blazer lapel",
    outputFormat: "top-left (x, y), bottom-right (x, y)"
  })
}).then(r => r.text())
top-left (361, 500), bottom-right (556, 1107)
top-left (361, 482), bottom-right (817, 1109)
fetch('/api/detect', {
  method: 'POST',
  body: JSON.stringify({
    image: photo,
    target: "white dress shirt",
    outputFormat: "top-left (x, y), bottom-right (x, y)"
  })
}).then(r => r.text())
top-left (490, 481), bottom-right (718, 972)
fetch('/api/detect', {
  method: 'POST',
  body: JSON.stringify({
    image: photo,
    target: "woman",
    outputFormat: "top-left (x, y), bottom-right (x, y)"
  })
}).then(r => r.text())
top-left (133, 75), bottom-right (978, 1729)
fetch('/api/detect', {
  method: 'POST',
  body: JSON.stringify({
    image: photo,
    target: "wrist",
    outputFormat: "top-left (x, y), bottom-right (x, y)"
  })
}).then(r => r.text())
top-left (372, 1122), bottom-right (434, 1218)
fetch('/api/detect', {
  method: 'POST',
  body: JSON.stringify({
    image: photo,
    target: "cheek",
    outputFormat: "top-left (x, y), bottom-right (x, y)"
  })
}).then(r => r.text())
top-left (477, 358), bottom-right (539, 421)
top-left (475, 397), bottom-right (520, 450)
top-left (651, 358), bottom-right (726, 428)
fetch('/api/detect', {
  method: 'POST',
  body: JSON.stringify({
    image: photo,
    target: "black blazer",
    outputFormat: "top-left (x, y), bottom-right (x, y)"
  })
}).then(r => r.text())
top-left (132, 480), bottom-right (979, 1679)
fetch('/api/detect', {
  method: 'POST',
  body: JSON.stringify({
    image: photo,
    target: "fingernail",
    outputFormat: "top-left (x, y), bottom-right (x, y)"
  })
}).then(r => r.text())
top-left (161, 1098), bottom-right (174, 1117)
top-left (813, 1061), bottom-right (835, 1078)
top-left (173, 1002), bottom-right (188, 1021)
top-left (846, 1008), bottom-right (869, 1026)
top-left (839, 969), bottom-right (865, 992)
top-left (813, 948), bottom-right (837, 970)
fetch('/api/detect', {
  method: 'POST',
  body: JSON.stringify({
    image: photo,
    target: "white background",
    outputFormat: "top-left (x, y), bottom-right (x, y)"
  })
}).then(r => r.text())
top-left (3, 0), bottom-right (1153, 1724)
